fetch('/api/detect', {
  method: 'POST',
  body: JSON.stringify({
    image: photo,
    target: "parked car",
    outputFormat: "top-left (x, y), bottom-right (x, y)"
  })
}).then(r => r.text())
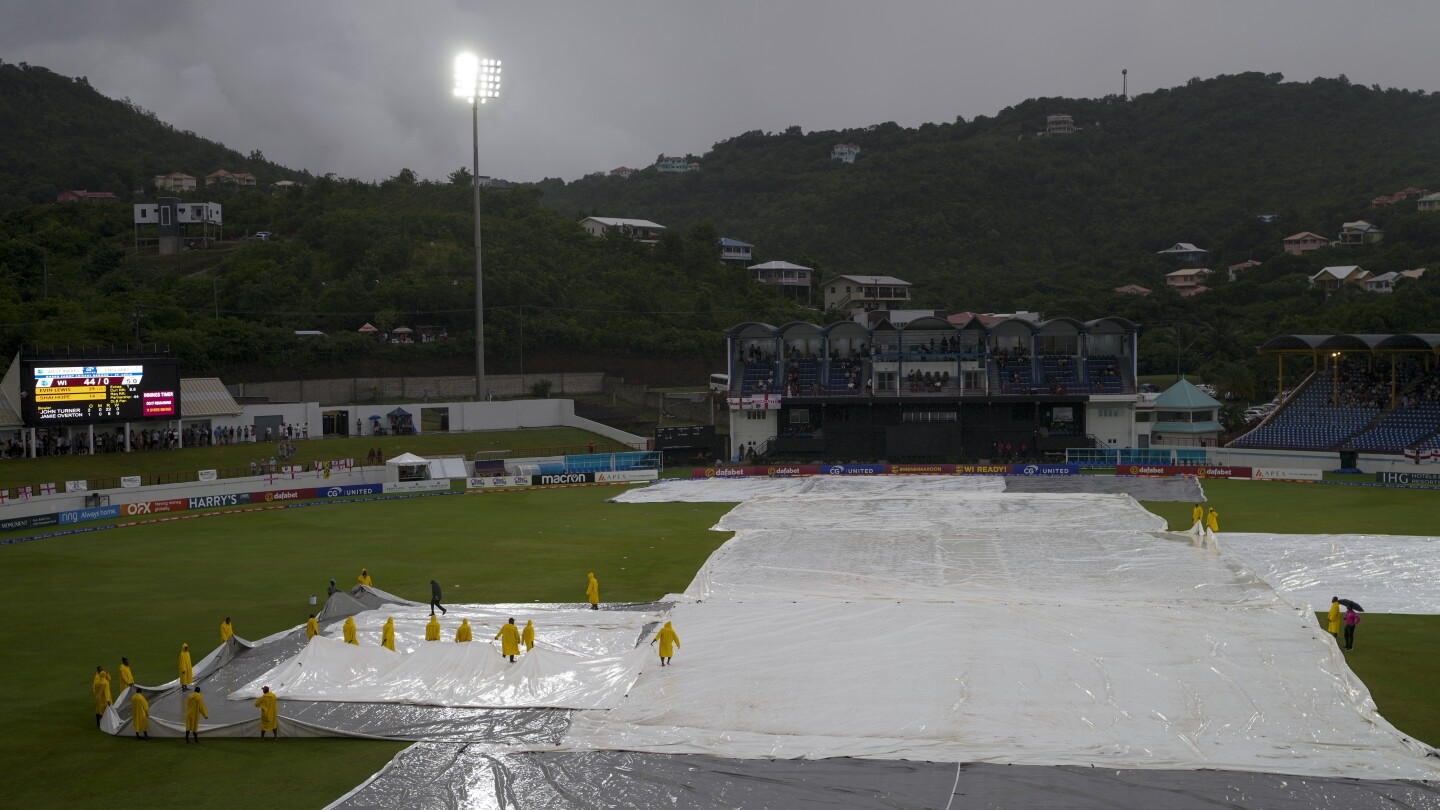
top-left (250, 231), bottom-right (272, 242)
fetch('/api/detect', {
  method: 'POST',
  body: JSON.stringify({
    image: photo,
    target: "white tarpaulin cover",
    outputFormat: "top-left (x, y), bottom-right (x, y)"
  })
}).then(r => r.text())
top-left (230, 605), bottom-right (661, 712)
top-left (558, 483), bottom-right (1440, 780)
top-left (231, 636), bottom-right (649, 710)
top-left (1219, 533), bottom-right (1440, 615)
top-left (612, 475), bottom-right (1005, 503)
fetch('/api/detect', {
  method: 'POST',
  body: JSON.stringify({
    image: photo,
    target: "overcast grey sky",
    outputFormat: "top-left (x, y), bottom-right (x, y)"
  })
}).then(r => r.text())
top-left (3, 1), bottom-right (1438, 184)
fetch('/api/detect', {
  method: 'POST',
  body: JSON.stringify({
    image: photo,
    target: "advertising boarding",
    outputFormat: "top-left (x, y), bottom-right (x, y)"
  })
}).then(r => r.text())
top-left (1117, 465), bottom-right (1252, 478)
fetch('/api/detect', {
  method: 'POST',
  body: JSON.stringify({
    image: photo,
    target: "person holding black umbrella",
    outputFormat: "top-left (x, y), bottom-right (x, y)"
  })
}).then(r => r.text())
top-left (1339, 598), bottom-right (1364, 651)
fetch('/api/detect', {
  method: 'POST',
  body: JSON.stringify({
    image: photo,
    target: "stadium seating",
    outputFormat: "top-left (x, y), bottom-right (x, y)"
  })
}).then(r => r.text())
top-left (1230, 375), bottom-right (1379, 450)
top-left (1345, 401), bottom-right (1440, 451)
top-left (1085, 356), bottom-right (1124, 393)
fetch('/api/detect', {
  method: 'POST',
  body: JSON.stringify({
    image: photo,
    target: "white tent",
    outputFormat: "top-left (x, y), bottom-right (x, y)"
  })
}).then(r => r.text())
top-left (385, 452), bottom-right (431, 483)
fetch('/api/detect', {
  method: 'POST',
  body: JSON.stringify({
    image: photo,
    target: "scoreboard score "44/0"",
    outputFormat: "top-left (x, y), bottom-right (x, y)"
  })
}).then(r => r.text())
top-left (21, 360), bottom-right (180, 425)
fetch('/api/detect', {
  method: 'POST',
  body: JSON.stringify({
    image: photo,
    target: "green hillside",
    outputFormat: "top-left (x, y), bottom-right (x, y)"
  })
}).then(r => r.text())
top-left (0, 61), bottom-right (307, 208)
top-left (2, 67), bottom-right (1439, 393)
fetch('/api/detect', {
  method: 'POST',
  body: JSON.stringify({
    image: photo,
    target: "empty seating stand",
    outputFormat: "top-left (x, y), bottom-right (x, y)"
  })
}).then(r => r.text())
top-left (1231, 377), bottom-right (1378, 450)
top-left (1345, 401), bottom-right (1440, 452)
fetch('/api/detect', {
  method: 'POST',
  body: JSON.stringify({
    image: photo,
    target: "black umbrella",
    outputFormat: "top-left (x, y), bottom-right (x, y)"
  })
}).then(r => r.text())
top-left (1338, 598), bottom-right (1364, 612)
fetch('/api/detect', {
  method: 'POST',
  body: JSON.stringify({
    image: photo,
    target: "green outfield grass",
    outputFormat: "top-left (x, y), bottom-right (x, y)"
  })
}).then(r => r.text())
top-left (1, 486), bottom-right (733, 810)
top-left (1140, 477), bottom-right (1440, 535)
top-left (5, 473), bottom-right (1439, 808)
top-left (0, 427), bottom-right (635, 493)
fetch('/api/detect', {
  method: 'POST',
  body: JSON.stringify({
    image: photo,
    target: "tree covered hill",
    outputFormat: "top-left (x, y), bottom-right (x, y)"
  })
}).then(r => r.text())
top-left (0, 61), bottom-right (305, 209)
top-left (2, 67), bottom-right (1440, 397)
top-left (536, 72), bottom-right (1440, 311)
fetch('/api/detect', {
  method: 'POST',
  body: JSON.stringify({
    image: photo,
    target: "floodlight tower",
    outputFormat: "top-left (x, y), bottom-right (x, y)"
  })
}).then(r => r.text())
top-left (1122, 68), bottom-right (1128, 101)
top-left (453, 52), bottom-right (502, 400)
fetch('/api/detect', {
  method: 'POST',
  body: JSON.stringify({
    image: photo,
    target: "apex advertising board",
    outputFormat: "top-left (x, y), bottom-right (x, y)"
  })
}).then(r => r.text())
top-left (20, 357), bottom-right (180, 426)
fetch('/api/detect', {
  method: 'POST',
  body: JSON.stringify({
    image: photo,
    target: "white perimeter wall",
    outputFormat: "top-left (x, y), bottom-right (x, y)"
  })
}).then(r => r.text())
top-left (5, 399), bottom-right (646, 519)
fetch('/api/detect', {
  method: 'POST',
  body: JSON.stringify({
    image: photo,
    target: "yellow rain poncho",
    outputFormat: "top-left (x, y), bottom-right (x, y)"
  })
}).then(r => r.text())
top-left (521, 620), bottom-right (535, 651)
top-left (1192, 503), bottom-right (1204, 526)
top-left (92, 670), bottom-right (113, 715)
top-left (455, 619), bottom-right (472, 643)
top-left (358, 569), bottom-right (373, 587)
top-left (306, 617), bottom-right (320, 639)
top-left (656, 621), bottom-right (681, 658)
top-left (220, 619), bottom-right (234, 643)
top-left (1206, 508), bottom-right (1219, 533)
top-left (425, 615), bottom-right (441, 641)
top-left (586, 572), bottom-right (599, 606)
top-left (495, 622), bottom-right (521, 656)
top-left (178, 644), bottom-right (194, 686)
top-left (184, 690), bottom-right (208, 732)
top-left (1328, 600), bottom-right (1342, 635)
top-left (382, 618), bottom-right (396, 651)
top-left (119, 662), bottom-right (135, 689)
top-left (343, 617), bottom-right (359, 645)
top-left (131, 691), bottom-right (150, 734)
top-left (255, 691), bottom-right (279, 732)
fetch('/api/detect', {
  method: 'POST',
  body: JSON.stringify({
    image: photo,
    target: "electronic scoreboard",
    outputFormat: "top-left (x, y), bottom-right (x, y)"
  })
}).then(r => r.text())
top-left (21, 359), bottom-right (180, 425)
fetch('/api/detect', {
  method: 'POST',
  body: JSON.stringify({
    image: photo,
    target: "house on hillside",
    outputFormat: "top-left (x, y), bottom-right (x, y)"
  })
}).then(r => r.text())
top-left (1338, 220), bottom-right (1383, 246)
top-left (946, 311), bottom-right (1014, 328)
top-left (1418, 192), bottom-right (1440, 212)
top-left (719, 237), bottom-right (753, 263)
top-left (822, 274), bottom-right (912, 314)
top-left (579, 216), bottom-right (665, 244)
top-left (1309, 265), bottom-right (1371, 292)
top-left (655, 155), bottom-right (699, 173)
top-left (1157, 242), bottom-right (1208, 263)
top-left (273, 180), bottom-right (302, 191)
top-left (1113, 284), bottom-right (1152, 296)
top-left (154, 172), bottom-right (196, 192)
top-left (608, 166), bottom-right (634, 179)
top-left (1148, 379), bottom-right (1224, 448)
top-left (749, 261), bottom-right (813, 303)
top-left (1227, 259), bottom-right (1262, 281)
top-left (205, 170), bottom-right (257, 188)
top-left (1165, 268), bottom-right (1212, 290)
top-left (1366, 268), bottom-right (1426, 294)
top-left (1282, 231), bottom-right (1328, 256)
top-left (1044, 114), bottom-right (1076, 135)
top-left (56, 190), bottom-right (118, 203)
top-left (831, 144), bottom-right (861, 163)
top-left (1178, 285), bottom-right (1211, 298)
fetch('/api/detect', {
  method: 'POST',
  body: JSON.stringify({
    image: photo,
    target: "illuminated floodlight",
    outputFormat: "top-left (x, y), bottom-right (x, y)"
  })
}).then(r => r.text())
top-left (454, 53), bottom-right (501, 104)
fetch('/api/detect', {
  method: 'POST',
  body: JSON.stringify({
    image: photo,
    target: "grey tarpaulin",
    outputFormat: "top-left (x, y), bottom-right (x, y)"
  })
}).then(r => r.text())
top-left (330, 746), bottom-right (1440, 810)
top-left (1003, 473), bottom-right (1204, 501)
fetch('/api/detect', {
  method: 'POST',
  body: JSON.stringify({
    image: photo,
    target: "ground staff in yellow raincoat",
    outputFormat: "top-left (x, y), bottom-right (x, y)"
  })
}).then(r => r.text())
top-left (131, 690), bottom-right (150, 738)
top-left (184, 686), bottom-right (208, 743)
top-left (1206, 507), bottom-right (1220, 533)
top-left (1328, 597), bottom-right (1342, 637)
top-left (220, 617), bottom-right (234, 643)
top-left (651, 621), bottom-right (681, 666)
top-left (358, 568), bottom-right (373, 587)
top-left (306, 615), bottom-right (319, 639)
top-left (178, 644), bottom-right (194, 686)
top-left (382, 618), bottom-right (397, 651)
top-left (425, 615), bottom-right (441, 641)
top-left (455, 619), bottom-right (472, 642)
top-left (1192, 503), bottom-right (1204, 528)
top-left (586, 572), bottom-right (600, 610)
top-left (119, 658), bottom-right (135, 690)
top-left (255, 686), bottom-right (279, 738)
top-left (343, 616), bottom-right (359, 645)
top-left (495, 618), bottom-right (521, 662)
top-left (522, 620), bottom-right (535, 651)
top-left (93, 666), bottom-right (112, 725)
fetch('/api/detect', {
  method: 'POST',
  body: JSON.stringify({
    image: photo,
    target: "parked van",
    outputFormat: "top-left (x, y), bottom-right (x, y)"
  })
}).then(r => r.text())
top-left (709, 373), bottom-right (730, 394)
